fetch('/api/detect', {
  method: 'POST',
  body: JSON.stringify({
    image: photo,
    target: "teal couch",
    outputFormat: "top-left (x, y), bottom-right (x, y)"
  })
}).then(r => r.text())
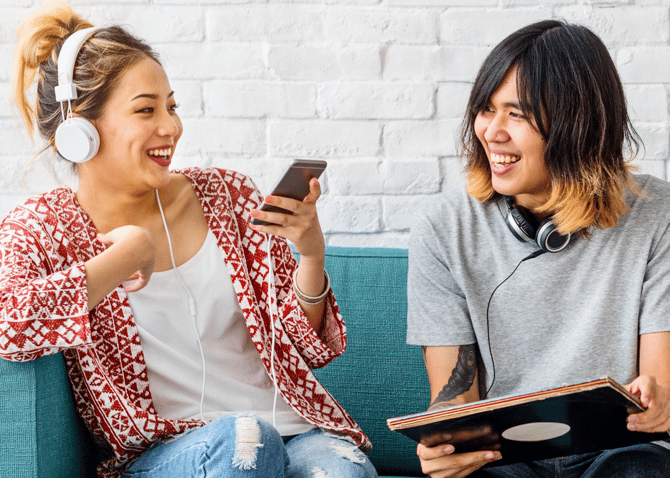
top-left (0, 247), bottom-right (429, 477)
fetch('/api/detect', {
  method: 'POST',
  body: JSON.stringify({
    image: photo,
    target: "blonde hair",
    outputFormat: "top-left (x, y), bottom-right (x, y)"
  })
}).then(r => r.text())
top-left (13, 0), bottom-right (160, 152)
top-left (466, 164), bottom-right (637, 237)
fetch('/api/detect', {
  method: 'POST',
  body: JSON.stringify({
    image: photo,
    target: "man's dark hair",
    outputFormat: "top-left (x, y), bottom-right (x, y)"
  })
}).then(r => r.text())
top-left (462, 20), bottom-right (640, 236)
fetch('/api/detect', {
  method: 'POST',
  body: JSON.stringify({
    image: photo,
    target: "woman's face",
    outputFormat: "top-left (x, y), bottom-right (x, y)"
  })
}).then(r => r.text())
top-left (87, 56), bottom-right (182, 191)
top-left (474, 66), bottom-right (551, 211)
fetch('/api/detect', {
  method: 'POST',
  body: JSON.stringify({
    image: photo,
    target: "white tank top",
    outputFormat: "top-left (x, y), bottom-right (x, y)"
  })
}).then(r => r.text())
top-left (125, 230), bottom-right (314, 436)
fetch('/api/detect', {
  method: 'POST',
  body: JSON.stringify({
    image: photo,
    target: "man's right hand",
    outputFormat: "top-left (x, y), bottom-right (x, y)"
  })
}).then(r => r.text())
top-left (417, 429), bottom-right (502, 478)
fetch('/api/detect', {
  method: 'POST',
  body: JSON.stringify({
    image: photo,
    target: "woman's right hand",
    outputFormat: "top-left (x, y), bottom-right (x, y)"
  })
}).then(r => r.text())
top-left (417, 430), bottom-right (502, 478)
top-left (86, 225), bottom-right (156, 309)
top-left (97, 225), bottom-right (157, 292)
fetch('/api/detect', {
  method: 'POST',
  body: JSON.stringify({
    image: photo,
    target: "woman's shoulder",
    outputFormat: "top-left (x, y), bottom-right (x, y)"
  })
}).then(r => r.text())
top-left (178, 167), bottom-right (255, 187)
top-left (2, 187), bottom-right (73, 226)
top-left (175, 167), bottom-right (262, 209)
top-left (176, 167), bottom-right (259, 199)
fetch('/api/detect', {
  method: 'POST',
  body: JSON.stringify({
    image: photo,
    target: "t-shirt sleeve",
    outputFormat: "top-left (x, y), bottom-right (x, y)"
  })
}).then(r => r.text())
top-left (640, 219), bottom-right (670, 335)
top-left (406, 212), bottom-right (476, 346)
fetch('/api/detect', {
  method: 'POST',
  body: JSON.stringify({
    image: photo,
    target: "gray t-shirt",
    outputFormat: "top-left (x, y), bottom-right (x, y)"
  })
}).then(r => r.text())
top-left (407, 174), bottom-right (670, 401)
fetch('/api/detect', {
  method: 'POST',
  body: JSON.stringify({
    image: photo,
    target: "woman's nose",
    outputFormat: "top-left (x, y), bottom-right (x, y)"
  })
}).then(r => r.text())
top-left (157, 109), bottom-right (180, 137)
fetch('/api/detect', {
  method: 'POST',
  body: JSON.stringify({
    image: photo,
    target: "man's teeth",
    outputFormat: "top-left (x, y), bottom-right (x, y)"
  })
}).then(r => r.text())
top-left (492, 153), bottom-right (520, 164)
top-left (147, 148), bottom-right (172, 157)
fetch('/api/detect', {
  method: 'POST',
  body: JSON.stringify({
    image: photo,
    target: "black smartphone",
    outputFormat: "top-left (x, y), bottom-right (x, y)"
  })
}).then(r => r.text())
top-left (250, 159), bottom-right (327, 226)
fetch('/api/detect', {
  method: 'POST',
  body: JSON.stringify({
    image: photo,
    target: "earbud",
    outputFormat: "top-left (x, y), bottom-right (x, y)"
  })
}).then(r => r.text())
top-left (54, 27), bottom-right (101, 163)
top-left (504, 196), bottom-right (570, 253)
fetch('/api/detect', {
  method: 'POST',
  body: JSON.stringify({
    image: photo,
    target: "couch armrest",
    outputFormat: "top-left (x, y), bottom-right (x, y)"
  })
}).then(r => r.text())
top-left (0, 353), bottom-right (98, 478)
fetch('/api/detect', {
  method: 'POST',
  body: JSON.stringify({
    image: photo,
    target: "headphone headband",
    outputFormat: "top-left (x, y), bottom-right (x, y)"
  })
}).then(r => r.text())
top-left (53, 27), bottom-right (101, 163)
top-left (54, 27), bottom-right (101, 103)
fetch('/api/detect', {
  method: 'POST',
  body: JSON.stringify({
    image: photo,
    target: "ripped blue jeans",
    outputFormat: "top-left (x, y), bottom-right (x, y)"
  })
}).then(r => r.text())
top-left (122, 415), bottom-right (378, 478)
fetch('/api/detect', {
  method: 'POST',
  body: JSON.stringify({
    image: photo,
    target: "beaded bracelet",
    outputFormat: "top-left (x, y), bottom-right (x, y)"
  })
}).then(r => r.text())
top-left (292, 269), bottom-right (331, 305)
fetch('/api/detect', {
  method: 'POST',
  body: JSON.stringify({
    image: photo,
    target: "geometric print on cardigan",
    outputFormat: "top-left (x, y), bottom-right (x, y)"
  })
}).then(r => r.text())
top-left (0, 168), bottom-right (370, 478)
top-left (187, 168), bottom-right (366, 443)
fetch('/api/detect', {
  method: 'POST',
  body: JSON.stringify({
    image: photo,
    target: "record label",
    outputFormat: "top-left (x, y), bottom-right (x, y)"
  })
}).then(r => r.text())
top-left (502, 422), bottom-right (571, 442)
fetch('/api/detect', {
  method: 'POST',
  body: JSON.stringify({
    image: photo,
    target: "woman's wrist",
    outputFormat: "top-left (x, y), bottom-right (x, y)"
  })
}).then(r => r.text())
top-left (295, 248), bottom-right (325, 266)
top-left (293, 269), bottom-right (330, 305)
top-left (293, 254), bottom-right (326, 296)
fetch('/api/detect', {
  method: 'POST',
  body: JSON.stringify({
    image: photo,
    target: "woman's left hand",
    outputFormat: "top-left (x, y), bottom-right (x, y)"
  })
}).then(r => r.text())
top-left (249, 177), bottom-right (325, 260)
top-left (250, 177), bottom-right (327, 333)
top-left (626, 375), bottom-right (670, 434)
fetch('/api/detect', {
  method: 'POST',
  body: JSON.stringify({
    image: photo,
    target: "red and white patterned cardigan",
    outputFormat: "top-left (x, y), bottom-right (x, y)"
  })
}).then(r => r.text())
top-left (0, 167), bottom-right (370, 477)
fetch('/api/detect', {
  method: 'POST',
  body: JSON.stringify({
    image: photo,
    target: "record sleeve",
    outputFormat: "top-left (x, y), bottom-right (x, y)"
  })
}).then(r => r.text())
top-left (387, 377), bottom-right (668, 466)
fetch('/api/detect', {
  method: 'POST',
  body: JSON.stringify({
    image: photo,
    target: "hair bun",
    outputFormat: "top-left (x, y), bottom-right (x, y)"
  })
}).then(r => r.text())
top-left (16, 0), bottom-right (93, 68)
top-left (13, 0), bottom-right (93, 140)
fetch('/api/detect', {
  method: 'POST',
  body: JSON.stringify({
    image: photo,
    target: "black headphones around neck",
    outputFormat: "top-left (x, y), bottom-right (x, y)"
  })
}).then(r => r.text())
top-left (504, 196), bottom-right (570, 253)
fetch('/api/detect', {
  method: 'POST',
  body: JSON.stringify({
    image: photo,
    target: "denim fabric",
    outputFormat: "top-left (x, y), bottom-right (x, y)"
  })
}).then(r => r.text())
top-left (284, 427), bottom-right (378, 478)
top-left (472, 443), bottom-right (670, 478)
top-left (122, 415), bottom-right (378, 478)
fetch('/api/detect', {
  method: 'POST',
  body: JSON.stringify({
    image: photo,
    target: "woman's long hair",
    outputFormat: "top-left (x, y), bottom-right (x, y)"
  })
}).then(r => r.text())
top-left (13, 0), bottom-right (160, 153)
top-left (461, 20), bottom-right (640, 237)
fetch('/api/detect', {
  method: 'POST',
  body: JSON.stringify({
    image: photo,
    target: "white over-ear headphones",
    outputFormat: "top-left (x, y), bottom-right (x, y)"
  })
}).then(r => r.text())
top-left (54, 27), bottom-right (101, 163)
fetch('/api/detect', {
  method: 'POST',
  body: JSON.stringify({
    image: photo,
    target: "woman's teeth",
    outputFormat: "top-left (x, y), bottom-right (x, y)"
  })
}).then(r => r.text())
top-left (147, 148), bottom-right (171, 158)
top-left (492, 153), bottom-right (520, 165)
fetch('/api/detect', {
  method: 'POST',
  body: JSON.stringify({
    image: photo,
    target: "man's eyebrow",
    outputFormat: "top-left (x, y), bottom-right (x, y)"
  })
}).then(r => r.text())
top-left (503, 101), bottom-right (522, 109)
top-left (131, 91), bottom-right (175, 101)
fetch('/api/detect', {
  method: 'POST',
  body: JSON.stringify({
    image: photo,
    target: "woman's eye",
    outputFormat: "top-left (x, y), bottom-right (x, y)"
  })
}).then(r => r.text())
top-left (169, 103), bottom-right (180, 112)
top-left (136, 107), bottom-right (154, 114)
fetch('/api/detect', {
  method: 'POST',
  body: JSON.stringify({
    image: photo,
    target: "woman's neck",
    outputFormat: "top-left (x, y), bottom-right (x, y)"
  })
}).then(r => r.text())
top-left (75, 182), bottom-right (163, 233)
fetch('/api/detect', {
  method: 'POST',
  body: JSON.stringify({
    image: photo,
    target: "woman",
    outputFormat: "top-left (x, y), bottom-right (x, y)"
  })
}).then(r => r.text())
top-left (407, 20), bottom-right (670, 477)
top-left (5, 1), bottom-right (376, 477)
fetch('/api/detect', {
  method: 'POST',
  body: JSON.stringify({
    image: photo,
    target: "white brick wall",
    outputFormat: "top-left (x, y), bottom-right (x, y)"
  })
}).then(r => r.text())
top-left (2, 0), bottom-right (670, 248)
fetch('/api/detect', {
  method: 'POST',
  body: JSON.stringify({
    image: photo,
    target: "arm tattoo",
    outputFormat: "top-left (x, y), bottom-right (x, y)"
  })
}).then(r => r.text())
top-left (429, 344), bottom-right (477, 410)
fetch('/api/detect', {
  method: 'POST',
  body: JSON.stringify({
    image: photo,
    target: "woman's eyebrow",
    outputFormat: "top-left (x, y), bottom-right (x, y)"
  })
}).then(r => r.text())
top-left (131, 91), bottom-right (175, 101)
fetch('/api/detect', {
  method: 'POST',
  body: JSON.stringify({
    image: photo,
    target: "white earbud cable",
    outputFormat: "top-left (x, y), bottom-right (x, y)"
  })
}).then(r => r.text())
top-left (156, 190), bottom-right (280, 427)
top-left (155, 190), bottom-right (207, 423)
top-left (266, 235), bottom-right (279, 428)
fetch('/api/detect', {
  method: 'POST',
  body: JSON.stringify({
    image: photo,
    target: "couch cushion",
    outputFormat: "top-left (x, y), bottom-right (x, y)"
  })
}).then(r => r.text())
top-left (0, 353), bottom-right (98, 478)
top-left (314, 247), bottom-right (428, 477)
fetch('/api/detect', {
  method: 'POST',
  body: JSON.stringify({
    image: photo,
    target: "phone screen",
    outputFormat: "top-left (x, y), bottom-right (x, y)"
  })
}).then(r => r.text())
top-left (251, 159), bottom-right (327, 226)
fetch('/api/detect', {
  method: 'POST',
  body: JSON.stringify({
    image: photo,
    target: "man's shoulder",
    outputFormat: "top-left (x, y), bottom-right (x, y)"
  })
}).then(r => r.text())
top-left (634, 173), bottom-right (670, 197)
top-left (629, 174), bottom-right (670, 221)
top-left (416, 184), bottom-right (494, 226)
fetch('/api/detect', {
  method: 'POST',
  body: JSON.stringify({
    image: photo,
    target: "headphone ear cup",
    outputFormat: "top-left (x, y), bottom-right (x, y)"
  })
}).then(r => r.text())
top-left (536, 218), bottom-right (571, 253)
top-left (55, 117), bottom-right (100, 163)
top-left (506, 203), bottom-right (539, 243)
